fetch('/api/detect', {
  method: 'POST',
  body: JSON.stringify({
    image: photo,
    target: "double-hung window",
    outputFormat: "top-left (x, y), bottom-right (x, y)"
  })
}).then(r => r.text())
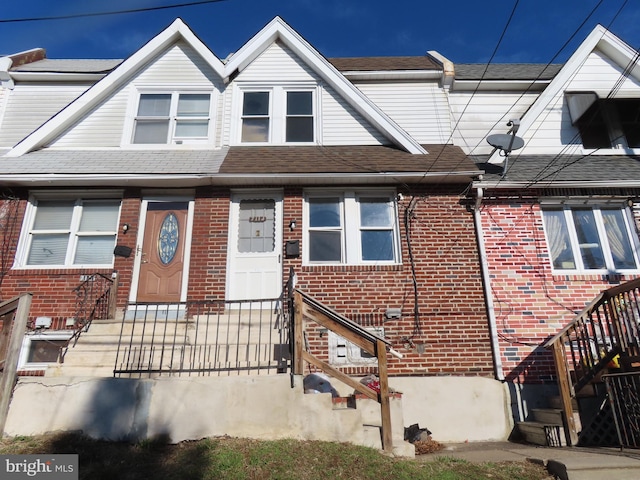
top-left (17, 196), bottom-right (121, 268)
top-left (239, 87), bottom-right (315, 144)
top-left (132, 92), bottom-right (211, 144)
top-left (305, 191), bottom-right (399, 265)
top-left (542, 204), bottom-right (640, 272)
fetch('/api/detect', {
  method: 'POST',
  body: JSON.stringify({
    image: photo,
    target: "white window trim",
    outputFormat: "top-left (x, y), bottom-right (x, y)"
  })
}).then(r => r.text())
top-left (13, 191), bottom-right (122, 270)
top-left (122, 87), bottom-right (217, 148)
top-left (18, 331), bottom-right (73, 371)
top-left (328, 327), bottom-right (384, 366)
top-left (232, 83), bottom-right (320, 145)
top-left (303, 189), bottom-right (400, 266)
top-left (541, 202), bottom-right (640, 274)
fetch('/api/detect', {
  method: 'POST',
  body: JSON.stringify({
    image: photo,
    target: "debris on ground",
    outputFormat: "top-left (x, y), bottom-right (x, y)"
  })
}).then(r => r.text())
top-left (303, 372), bottom-right (339, 397)
top-left (404, 423), bottom-right (443, 454)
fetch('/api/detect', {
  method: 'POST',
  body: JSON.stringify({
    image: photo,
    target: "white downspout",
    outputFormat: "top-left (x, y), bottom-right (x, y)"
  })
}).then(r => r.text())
top-left (473, 186), bottom-right (504, 380)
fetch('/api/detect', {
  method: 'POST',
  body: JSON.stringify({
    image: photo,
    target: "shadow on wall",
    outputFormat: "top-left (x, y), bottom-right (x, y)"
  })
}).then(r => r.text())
top-left (502, 345), bottom-right (560, 440)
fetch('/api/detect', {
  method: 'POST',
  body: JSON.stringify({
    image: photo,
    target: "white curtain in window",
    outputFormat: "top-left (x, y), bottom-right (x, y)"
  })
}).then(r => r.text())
top-left (543, 210), bottom-right (573, 268)
top-left (602, 209), bottom-right (636, 269)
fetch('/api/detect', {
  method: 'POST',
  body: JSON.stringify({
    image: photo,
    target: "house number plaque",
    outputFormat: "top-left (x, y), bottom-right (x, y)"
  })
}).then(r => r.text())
top-left (158, 212), bottom-right (179, 264)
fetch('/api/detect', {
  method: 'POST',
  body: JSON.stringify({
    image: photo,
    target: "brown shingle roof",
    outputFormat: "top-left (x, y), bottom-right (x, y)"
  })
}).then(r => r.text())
top-left (220, 145), bottom-right (479, 176)
top-left (328, 56), bottom-right (441, 72)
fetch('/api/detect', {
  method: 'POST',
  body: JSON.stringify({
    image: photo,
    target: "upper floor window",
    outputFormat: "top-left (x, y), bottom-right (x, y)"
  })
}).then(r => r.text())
top-left (238, 87), bottom-right (315, 144)
top-left (542, 204), bottom-right (640, 273)
top-left (305, 191), bottom-right (399, 265)
top-left (132, 92), bottom-right (211, 144)
top-left (16, 195), bottom-right (121, 268)
top-left (568, 94), bottom-right (640, 149)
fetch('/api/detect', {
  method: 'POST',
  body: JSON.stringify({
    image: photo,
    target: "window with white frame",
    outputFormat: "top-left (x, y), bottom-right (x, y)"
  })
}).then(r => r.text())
top-left (18, 331), bottom-right (73, 370)
top-left (328, 328), bottom-right (384, 366)
top-left (17, 196), bottom-right (121, 268)
top-left (239, 87), bottom-right (315, 144)
top-left (132, 92), bottom-right (212, 144)
top-left (542, 204), bottom-right (640, 272)
top-left (305, 191), bottom-right (399, 265)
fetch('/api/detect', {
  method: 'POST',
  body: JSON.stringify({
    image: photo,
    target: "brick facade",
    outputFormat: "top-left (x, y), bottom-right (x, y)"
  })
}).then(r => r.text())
top-left (0, 183), bottom-right (495, 378)
top-left (479, 189), bottom-right (640, 384)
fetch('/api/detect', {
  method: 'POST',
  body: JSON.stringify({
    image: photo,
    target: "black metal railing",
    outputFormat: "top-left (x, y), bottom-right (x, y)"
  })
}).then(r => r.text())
top-left (113, 298), bottom-right (290, 377)
top-left (605, 372), bottom-right (640, 449)
top-left (67, 273), bottom-right (116, 347)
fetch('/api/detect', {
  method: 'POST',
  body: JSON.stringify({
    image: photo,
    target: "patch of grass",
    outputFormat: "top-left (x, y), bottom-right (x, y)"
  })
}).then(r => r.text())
top-left (0, 433), bottom-right (551, 480)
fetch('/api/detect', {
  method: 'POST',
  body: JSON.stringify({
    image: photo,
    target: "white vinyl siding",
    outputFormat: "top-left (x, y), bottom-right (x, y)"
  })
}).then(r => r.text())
top-left (235, 42), bottom-right (387, 146)
top-left (50, 42), bottom-right (224, 148)
top-left (235, 43), bottom-right (317, 82)
top-left (355, 81), bottom-right (451, 144)
top-left (507, 49), bottom-right (640, 156)
top-left (0, 84), bottom-right (90, 147)
top-left (448, 92), bottom-right (537, 155)
top-left (321, 85), bottom-right (387, 145)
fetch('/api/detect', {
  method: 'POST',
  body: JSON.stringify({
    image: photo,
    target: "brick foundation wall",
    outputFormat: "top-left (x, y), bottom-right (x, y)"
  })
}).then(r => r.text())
top-left (480, 188), bottom-right (640, 384)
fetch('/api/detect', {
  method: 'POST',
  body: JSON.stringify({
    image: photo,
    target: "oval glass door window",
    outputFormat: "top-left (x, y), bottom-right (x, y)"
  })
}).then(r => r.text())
top-left (158, 212), bottom-right (179, 264)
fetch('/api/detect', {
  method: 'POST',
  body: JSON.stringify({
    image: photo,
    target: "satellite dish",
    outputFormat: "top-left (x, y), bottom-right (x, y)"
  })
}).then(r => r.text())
top-left (487, 133), bottom-right (524, 153)
top-left (486, 119), bottom-right (524, 177)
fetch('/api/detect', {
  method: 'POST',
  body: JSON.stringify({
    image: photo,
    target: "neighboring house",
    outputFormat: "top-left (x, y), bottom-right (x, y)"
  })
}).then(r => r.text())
top-left (462, 25), bottom-right (640, 444)
top-left (0, 18), bottom-right (493, 383)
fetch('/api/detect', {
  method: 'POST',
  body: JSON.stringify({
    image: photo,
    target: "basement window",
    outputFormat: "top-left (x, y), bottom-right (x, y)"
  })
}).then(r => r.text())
top-left (327, 328), bottom-right (384, 366)
top-left (18, 331), bottom-right (72, 371)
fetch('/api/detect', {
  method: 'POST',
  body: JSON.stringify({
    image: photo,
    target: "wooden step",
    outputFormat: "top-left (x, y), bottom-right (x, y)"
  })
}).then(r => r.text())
top-left (531, 408), bottom-right (563, 425)
top-left (517, 421), bottom-right (567, 447)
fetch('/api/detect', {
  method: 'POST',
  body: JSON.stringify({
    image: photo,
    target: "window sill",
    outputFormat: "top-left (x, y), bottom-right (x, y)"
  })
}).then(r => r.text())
top-left (551, 271), bottom-right (640, 282)
top-left (302, 264), bottom-right (402, 272)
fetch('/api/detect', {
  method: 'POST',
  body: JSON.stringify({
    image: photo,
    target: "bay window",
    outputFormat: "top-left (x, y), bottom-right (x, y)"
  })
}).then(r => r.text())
top-left (542, 204), bottom-right (639, 272)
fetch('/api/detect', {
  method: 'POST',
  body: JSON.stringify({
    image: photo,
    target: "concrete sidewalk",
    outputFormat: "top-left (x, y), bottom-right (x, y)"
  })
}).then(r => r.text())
top-left (416, 441), bottom-right (640, 480)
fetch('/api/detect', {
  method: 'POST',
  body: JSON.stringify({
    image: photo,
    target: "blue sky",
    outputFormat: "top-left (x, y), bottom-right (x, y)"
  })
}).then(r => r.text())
top-left (2, 0), bottom-right (640, 63)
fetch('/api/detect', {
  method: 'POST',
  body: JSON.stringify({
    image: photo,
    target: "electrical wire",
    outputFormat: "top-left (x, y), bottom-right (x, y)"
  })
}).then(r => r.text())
top-left (0, 0), bottom-right (228, 24)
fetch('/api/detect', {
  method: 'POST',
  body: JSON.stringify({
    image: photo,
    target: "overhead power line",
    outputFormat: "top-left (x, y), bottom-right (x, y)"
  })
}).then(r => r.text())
top-left (0, 0), bottom-right (228, 24)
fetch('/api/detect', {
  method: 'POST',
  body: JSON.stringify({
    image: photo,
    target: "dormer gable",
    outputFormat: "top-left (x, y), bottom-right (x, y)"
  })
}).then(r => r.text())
top-left (489, 25), bottom-right (640, 161)
top-left (6, 17), bottom-right (426, 157)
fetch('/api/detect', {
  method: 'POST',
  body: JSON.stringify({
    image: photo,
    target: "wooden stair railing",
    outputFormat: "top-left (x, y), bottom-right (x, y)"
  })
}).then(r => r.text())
top-left (545, 277), bottom-right (640, 446)
top-left (290, 289), bottom-right (401, 453)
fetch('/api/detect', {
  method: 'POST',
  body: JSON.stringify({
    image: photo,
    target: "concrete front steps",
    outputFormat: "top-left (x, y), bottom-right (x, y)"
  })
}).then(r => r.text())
top-left (48, 311), bottom-right (286, 377)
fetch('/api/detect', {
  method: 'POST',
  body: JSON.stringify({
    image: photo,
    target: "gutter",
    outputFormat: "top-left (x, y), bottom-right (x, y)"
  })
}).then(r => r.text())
top-left (473, 186), bottom-right (504, 381)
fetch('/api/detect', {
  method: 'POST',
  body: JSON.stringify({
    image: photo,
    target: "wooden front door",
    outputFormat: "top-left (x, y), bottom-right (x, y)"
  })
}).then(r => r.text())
top-left (136, 201), bottom-right (188, 303)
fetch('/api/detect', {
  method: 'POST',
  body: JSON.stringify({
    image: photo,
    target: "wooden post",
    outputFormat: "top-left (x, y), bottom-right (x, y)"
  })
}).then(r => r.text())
top-left (0, 293), bottom-right (32, 435)
top-left (377, 339), bottom-right (393, 453)
top-left (552, 340), bottom-right (578, 446)
top-left (293, 291), bottom-right (304, 375)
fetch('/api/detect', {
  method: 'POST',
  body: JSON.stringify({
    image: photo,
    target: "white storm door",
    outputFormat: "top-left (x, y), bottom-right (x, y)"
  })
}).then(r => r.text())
top-left (227, 192), bottom-right (283, 301)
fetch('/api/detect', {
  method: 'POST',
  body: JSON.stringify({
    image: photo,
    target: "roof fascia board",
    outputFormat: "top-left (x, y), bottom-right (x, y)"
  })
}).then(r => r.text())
top-left (7, 19), bottom-right (225, 158)
top-left (474, 179), bottom-right (640, 189)
top-left (9, 72), bottom-right (109, 82)
top-left (225, 17), bottom-right (426, 154)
